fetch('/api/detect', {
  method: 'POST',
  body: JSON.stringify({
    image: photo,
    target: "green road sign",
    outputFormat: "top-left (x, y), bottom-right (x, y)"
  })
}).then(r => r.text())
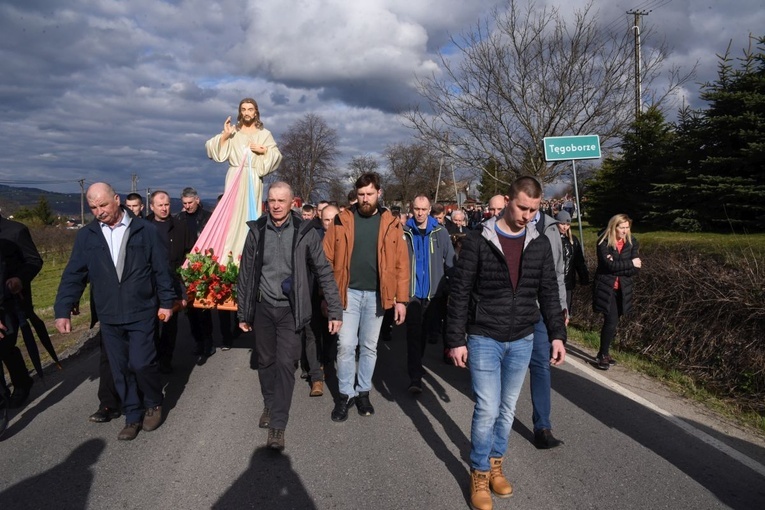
top-left (543, 135), bottom-right (601, 161)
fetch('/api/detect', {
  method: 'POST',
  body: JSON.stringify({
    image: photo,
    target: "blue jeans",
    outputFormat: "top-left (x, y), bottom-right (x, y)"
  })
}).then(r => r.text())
top-left (468, 334), bottom-right (533, 472)
top-left (336, 289), bottom-right (384, 397)
top-left (529, 317), bottom-right (552, 432)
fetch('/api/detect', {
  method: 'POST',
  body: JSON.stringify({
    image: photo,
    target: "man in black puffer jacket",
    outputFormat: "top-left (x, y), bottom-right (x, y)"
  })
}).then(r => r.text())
top-left (446, 176), bottom-right (566, 510)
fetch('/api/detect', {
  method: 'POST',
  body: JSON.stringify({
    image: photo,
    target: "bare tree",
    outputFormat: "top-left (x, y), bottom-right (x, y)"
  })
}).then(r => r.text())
top-left (346, 155), bottom-right (380, 184)
top-left (383, 143), bottom-right (442, 205)
top-left (404, 0), bottom-right (694, 186)
top-left (278, 113), bottom-right (340, 202)
top-left (325, 176), bottom-right (351, 205)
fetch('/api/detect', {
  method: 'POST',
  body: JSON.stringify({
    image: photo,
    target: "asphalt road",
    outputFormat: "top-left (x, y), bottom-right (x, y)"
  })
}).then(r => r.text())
top-left (1, 315), bottom-right (764, 510)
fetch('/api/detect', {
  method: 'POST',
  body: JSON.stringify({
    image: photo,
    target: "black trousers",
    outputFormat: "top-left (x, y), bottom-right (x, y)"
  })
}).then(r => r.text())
top-left (301, 325), bottom-right (323, 382)
top-left (101, 319), bottom-right (163, 423)
top-left (599, 289), bottom-right (624, 356)
top-left (96, 332), bottom-right (120, 410)
top-left (405, 296), bottom-right (446, 382)
top-left (187, 307), bottom-right (213, 351)
top-left (0, 311), bottom-right (31, 391)
top-left (254, 303), bottom-right (301, 430)
top-left (155, 314), bottom-right (179, 368)
top-left (216, 310), bottom-right (237, 347)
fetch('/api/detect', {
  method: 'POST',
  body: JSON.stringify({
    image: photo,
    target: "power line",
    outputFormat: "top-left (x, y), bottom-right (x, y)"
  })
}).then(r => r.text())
top-left (602, 0), bottom-right (672, 34)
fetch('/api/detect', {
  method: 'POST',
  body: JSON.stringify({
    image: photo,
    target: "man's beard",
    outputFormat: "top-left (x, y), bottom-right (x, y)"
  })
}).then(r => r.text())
top-left (358, 201), bottom-right (377, 216)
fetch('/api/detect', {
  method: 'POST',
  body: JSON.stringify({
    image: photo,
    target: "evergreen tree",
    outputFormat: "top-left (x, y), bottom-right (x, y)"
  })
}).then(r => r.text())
top-left (33, 196), bottom-right (56, 225)
top-left (584, 106), bottom-right (675, 228)
top-left (649, 106), bottom-right (709, 231)
top-left (477, 158), bottom-right (511, 202)
top-left (684, 36), bottom-right (765, 231)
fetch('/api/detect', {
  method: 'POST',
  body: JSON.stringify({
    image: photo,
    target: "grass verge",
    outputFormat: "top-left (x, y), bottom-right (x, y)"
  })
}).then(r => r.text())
top-left (567, 326), bottom-right (765, 435)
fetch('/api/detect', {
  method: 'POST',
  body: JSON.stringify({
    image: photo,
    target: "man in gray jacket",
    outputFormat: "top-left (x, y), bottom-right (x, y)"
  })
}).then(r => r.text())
top-left (527, 205), bottom-right (569, 449)
top-left (237, 182), bottom-right (343, 451)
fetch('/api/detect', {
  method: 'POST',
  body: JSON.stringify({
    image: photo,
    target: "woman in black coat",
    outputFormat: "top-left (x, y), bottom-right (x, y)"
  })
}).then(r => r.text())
top-left (555, 211), bottom-right (589, 317)
top-left (592, 214), bottom-right (641, 370)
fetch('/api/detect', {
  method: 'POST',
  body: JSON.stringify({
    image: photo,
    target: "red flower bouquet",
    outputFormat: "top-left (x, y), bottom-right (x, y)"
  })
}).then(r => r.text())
top-left (179, 248), bottom-right (238, 308)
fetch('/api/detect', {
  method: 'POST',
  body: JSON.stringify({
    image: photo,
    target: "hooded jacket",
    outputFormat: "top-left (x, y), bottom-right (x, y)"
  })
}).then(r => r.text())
top-left (323, 206), bottom-right (409, 309)
top-left (403, 215), bottom-right (455, 299)
top-left (532, 213), bottom-right (568, 312)
top-left (236, 211), bottom-right (342, 329)
top-left (445, 216), bottom-right (566, 347)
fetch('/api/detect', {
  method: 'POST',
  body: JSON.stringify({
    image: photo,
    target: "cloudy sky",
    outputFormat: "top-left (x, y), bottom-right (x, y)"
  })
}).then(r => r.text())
top-left (0, 0), bottom-right (761, 198)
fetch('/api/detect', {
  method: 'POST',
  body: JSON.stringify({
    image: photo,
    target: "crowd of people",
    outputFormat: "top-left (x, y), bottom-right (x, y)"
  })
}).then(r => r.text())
top-left (0, 97), bottom-right (642, 510)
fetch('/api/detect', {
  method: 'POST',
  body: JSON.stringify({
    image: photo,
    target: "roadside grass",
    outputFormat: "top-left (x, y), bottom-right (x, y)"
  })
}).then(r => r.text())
top-left (575, 220), bottom-right (765, 256)
top-left (6, 249), bottom-right (93, 377)
top-left (567, 327), bottom-right (765, 435)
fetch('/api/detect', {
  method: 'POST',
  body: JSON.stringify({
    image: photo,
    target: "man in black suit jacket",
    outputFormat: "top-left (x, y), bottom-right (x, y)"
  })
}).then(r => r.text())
top-left (175, 187), bottom-right (215, 358)
top-left (54, 183), bottom-right (176, 441)
top-left (147, 190), bottom-right (191, 373)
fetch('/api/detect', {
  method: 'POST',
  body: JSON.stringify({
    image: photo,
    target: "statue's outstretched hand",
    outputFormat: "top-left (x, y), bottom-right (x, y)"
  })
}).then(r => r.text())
top-left (222, 116), bottom-right (235, 138)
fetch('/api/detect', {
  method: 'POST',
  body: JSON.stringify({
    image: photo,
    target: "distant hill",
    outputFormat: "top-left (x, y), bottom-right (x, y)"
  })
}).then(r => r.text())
top-left (0, 184), bottom-right (214, 219)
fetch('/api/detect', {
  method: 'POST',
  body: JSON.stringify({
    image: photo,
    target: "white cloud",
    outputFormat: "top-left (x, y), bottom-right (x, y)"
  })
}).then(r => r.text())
top-left (0, 0), bottom-right (759, 198)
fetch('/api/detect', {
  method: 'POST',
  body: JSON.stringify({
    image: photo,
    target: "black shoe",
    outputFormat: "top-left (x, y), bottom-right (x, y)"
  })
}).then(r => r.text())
top-left (595, 354), bottom-right (611, 371)
top-left (8, 382), bottom-right (33, 409)
top-left (331, 394), bottom-right (355, 422)
top-left (267, 428), bottom-right (285, 451)
top-left (408, 380), bottom-right (423, 394)
top-left (204, 347), bottom-right (216, 357)
top-left (534, 429), bottom-right (564, 449)
top-left (89, 407), bottom-right (122, 423)
top-left (259, 407), bottom-right (271, 429)
top-left (355, 391), bottom-right (375, 416)
top-left (300, 369), bottom-right (309, 380)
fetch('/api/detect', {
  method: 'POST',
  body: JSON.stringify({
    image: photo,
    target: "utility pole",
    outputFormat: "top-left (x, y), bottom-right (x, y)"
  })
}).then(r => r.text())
top-left (131, 173), bottom-right (139, 193)
top-left (628, 9), bottom-right (650, 121)
top-left (78, 178), bottom-right (85, 226)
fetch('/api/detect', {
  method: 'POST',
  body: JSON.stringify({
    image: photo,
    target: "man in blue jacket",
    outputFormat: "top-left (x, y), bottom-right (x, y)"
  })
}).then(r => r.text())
top-left (54, 183), bottom-right (176, 441)
top-left (403, 194), bottom-right (454, 394)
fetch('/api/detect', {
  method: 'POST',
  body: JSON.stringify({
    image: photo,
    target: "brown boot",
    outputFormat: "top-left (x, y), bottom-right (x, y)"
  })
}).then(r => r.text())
top-left (310, 380), bottom-right (324, 397)
top-left (470, 469), bottom-right (492, 510)
top-left (489, 458), bottom-right (513, 498)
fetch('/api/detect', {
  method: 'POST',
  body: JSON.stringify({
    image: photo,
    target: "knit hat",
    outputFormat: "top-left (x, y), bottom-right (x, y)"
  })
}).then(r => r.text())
top-left (555, 211), bottom-right (572, 224)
